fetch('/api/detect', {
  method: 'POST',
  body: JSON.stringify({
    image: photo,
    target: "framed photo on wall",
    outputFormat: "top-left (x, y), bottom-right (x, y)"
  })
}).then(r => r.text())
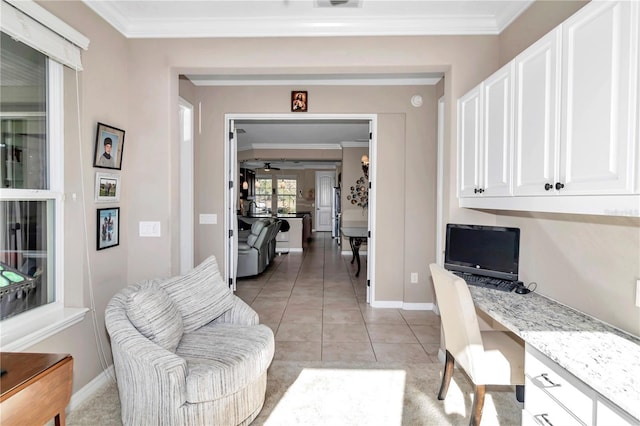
top-left (95, 172), bottom-right (121, 203)
top-left (97, 207), bottom-right (120, 250)
top-left (93, 122), bottom-right (125, 170)
top-left (291, 91), bottom-right (308, 112)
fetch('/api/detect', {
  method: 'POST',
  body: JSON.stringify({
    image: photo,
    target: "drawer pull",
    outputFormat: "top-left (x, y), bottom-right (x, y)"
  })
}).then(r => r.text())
top-left (534, 413), bottom-right (554, 426)
top-left (539, 373), bottom-right (561, 388)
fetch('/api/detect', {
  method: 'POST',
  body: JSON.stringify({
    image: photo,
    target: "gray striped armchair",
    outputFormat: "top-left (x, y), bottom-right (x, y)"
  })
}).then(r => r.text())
top-left (105, 256), bottom-right (274, 425)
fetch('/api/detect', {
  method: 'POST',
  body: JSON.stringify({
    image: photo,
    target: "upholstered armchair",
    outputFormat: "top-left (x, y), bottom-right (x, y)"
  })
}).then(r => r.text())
top-left (237, 219), bottom-right (280, 277)
top-left (106, 256), bottom-right (274, 425)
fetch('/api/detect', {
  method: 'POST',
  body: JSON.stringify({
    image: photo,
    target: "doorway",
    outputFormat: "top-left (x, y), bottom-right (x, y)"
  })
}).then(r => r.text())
top-left (224, 113), bottom-right (376, 302)
top-left (315, 171), bottom-right (335, 232)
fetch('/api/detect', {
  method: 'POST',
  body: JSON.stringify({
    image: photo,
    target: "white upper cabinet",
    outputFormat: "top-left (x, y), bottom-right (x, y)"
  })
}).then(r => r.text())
top-left (458, 84), bottom-right (482, 197)
top-left (513, 29), bottom-right (561, 196)
top-left (458, 0), bottom-right (639, 216)
top-left (483, 62), bottom-right (514, 196)
top-left (458, 62), bottom-right (514, 198)
top-left (559, 0), bottom-right (638, 195)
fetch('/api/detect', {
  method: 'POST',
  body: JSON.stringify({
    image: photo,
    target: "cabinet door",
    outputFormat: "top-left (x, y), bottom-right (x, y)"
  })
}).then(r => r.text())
top-left (513, 28), bottom-right (561, 196)
top-left (458, 85), bottom-right (483, 197)
top-left (483, 62), bottom-right (514, 196)
top-left (560, 1), bottom-right (638, 194)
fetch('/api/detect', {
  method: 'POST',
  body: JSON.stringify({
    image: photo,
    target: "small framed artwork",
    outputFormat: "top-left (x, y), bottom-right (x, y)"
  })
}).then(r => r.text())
top-left (95, 172), bottom-right (120, 203)
top-left (291, 91), bottom-right (308, 112)
top-left (93, 122), bottom-right (125, 170)
top-left (97, 207), bottom-right (120, 250)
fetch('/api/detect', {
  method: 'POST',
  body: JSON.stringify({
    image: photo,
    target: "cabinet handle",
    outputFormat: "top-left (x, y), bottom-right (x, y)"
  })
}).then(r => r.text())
top-left (539, 373), bottom-right (561, 388)
top-left (534, 413), bottom-right (554, 426)
top-left (479, 188), bottom-right (484, 193)
top-left (544, 183), bottom-right (553, 191)
top-left (555, 182), bottom-right (565, 190)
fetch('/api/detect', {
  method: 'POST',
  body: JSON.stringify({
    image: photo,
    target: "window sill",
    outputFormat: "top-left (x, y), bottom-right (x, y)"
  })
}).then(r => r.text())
top-left (0, 305), bottom-right (89, 351)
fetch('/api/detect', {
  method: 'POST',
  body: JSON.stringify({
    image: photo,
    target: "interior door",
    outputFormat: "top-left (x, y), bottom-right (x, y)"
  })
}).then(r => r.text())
top-left (315, 171), bottom-right (334, 232)
top-left (227, 120), bottom-right (238, 291)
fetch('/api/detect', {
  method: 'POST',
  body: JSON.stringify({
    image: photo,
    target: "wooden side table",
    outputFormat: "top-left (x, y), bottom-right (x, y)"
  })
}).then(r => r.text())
top-left (1, 352), bottom-right (73, 426)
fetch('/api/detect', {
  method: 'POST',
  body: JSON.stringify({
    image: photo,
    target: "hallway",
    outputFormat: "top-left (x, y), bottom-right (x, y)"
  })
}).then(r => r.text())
top-left (236, 232), bottom-right (441, 362)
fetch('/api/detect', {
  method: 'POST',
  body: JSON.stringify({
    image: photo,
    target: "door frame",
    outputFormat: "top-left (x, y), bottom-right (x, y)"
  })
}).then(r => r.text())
top-left (224, 113), bottom-right (377, 302)
top-left (178, 97), bottom-right (194, 274)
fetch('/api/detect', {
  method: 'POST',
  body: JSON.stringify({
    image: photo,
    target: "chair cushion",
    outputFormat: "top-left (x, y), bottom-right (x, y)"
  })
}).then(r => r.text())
top-left (160, 256), bottom-right (234, 333)
top-left (125, 284), bottom-right (184, 352)
top-left (177, 323), bottom-right (275, 403)
top-left (250, 220), bottom-right (266, 235)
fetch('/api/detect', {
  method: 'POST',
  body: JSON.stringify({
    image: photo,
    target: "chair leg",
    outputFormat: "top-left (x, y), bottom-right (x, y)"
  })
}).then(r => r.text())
top-left (516, 384), bottom-right (525, 403)
top-left (469, 384), bottom-right (486, 426)
top-left (438, 350), bottom-right (455, 400)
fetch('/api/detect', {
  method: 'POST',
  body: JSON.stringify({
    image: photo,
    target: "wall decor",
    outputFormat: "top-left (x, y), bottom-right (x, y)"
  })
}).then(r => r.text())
top-left (291, 91), bottom-right (308, 112)
top-left (93, 122), bottom-right (125, 170)
top-left (347, 176), bottom-right (368, 210)
top-left (95, 172), bottom-right (120, 203)
top-left (97, 207), bottom-right (120, 250)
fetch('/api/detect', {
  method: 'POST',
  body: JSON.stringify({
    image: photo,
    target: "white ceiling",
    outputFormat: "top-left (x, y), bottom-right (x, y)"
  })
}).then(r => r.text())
top-left (82, 0), bottom-right (534, 38)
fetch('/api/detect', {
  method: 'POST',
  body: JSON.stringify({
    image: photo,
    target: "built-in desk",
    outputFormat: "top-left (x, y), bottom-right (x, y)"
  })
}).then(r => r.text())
top-left (469, 286), bottom-right (640, 423)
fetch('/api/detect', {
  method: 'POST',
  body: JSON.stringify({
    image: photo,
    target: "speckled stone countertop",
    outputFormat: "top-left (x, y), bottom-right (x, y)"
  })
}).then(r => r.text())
top-left (469, 286), bottom-right (640, 421)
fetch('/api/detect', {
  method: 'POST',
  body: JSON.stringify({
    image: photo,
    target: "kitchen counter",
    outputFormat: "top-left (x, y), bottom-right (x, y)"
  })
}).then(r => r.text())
top-left (469, 286), bottom-right (640, 421)
top-left (245, 211), bottom-right (311, 219)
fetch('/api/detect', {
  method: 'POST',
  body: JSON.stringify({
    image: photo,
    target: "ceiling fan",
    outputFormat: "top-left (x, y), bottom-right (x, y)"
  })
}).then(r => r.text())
top-left (263, 162), bottom-right (280, 171)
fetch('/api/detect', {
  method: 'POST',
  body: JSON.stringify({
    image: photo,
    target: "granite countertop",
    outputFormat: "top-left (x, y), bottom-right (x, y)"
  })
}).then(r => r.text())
top-left (245, 212), bottom-right (311, 219)
top-left (469, 287), bottom-right (640, 421)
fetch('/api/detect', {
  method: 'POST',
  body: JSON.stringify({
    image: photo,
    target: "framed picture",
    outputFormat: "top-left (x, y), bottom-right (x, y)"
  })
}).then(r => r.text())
top-left (291, 91), bottom-right (308, 112)
top-left (97, 207), bottom-right (120, 250)
top-left (93, 122), bottom-right (125, 170)
top-left (95, 172), bottom-right (120, 203)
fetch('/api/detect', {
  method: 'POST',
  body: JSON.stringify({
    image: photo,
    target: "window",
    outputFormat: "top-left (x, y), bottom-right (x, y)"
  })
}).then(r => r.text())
top-left (277, 178), bottom-right (296, 214)
top-left (254, 177), bottom-right (272, 214)
top-left (0, 32), bottom-right (63, 321)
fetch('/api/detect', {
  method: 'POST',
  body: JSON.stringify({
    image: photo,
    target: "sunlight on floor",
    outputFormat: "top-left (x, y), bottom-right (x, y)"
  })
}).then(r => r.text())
top-left (443, 378), bottom-right (502, 425)
top-left (264, 368), bottom-right (406, 426)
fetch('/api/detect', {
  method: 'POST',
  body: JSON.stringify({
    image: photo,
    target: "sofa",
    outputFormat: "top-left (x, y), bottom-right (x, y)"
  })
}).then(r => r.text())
top-left (105, 255), bottom-right (274, 425)
top-left (237, 218), bottom-right (281, 277)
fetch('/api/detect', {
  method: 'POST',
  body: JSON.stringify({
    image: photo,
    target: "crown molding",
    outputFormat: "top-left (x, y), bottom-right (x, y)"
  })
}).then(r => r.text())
top-left (341, 141), bottom-right (369, 148)
top-left (186, 75), bottom-right (442, 86)
top-left (81, 1), bottom-right (534, 38)
top-left (239, 143), bottom-right (344, 151)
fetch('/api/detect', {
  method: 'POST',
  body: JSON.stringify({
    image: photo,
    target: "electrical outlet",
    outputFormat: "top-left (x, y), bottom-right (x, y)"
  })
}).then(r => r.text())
top-left (636, 279), bottom-right (640, 308)
top-left (410, 272), bottom-right (418, 283)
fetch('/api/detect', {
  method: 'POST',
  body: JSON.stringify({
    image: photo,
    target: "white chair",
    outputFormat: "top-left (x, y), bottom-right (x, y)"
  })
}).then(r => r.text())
top-left (429, 264), bottom-right (525, 426)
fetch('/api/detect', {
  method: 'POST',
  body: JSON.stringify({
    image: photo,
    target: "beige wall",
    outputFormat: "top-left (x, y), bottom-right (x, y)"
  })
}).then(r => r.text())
top-left (187, 84), bottom-right (437, 305)
top-left (22, 0), bottom-right (636, 399)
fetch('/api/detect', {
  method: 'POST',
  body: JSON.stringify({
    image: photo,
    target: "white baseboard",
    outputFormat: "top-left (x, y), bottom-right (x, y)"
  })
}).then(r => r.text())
top-left (68, 365), bottom-right (115, 412)
top-left (370, 300), bottom-right (403, 308)
top-left (276, 248), bottom-right (303, 253)
top-left (402, 302), bottom-right (436, 311)
top-left (370, 301), bottom-right (437, 311)
top-left (341, 251), bottom-right (368, 256)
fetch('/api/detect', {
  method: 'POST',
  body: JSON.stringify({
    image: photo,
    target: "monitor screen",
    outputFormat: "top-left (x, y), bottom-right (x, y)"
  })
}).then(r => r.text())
top-left (444, 224), bottom-right (520, 281)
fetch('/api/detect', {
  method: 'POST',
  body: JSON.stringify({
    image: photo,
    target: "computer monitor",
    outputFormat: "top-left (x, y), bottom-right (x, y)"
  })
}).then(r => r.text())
top-left (444, 224), bottom-right (520, 281)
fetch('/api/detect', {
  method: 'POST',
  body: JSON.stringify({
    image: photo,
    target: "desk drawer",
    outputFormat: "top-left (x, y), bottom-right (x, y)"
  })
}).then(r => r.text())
top-left (525, 376), bottom-right (584, 426)
top-left (526, 348), bottom-right (594, 425)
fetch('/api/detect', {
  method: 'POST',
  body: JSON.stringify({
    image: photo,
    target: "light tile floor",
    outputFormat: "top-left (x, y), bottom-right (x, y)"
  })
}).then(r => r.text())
top-left (235, 232), bottom-right (441, 363)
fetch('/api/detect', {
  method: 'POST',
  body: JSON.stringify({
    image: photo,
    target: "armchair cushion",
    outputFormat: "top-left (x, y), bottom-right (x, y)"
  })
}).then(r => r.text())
top-left (160, 255), bottom-right (234, 333)
top-left (177, 323), bottom-right (275, 403)
top-left (125, 284), bottom-right (184, 352)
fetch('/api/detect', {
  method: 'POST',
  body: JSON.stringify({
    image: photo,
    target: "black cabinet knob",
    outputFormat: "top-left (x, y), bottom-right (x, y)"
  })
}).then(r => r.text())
top-left (555, 182), bottom-right (565, 190)
top-left (544, 183), bottom-right (553, 191)
top-left (479, 188), bottom-right (485, 194)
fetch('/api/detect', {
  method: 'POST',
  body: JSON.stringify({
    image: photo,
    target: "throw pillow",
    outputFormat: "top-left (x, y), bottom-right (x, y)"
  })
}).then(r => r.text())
top-left (160, 255), bottom-right (234, 332)
top-left (126, 285), bottom-right (184, 352)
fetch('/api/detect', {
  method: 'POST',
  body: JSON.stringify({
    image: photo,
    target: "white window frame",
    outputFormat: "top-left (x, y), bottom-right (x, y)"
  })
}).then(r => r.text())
top-left (0, 59), bottom-right (86, 351)
top-left (276, 175), bottom-right (297, 214)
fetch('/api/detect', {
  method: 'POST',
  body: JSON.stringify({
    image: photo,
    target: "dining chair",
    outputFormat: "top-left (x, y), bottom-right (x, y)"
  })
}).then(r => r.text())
top-left (429, 264), bottom-right (525, 426)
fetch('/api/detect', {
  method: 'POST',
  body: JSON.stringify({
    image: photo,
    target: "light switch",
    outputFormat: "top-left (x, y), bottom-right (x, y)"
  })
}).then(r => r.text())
top-left (199, 214), bottom-right (217, 224)
top-left (139, 221), bottom-right (161, 237)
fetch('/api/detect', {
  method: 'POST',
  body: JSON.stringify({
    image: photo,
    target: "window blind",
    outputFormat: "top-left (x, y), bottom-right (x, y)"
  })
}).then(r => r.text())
top-left (1, 0), bottom-right (89, 70)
